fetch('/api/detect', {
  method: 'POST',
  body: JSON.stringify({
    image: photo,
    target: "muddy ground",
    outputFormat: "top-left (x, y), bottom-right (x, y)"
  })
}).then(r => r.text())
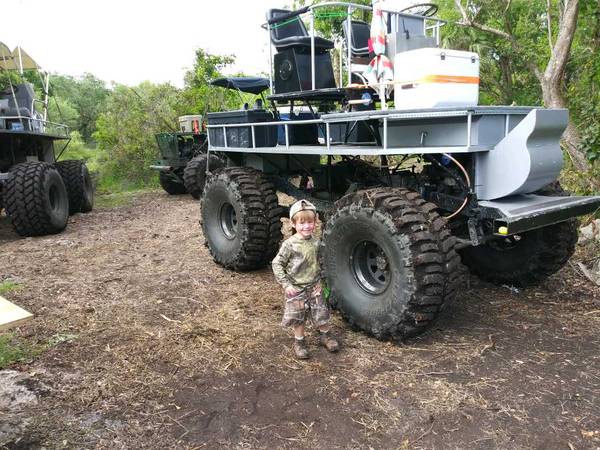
top-left (0, 191), bottom-right (599, 449)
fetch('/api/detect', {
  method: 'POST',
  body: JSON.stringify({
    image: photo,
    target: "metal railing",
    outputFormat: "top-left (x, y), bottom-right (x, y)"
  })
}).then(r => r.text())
top-left (0, 114), bottom-right (70, 138)
top-left (264, 1), bottom-right (446, 103)
top-left (206, 108), bottom-right (484, 155)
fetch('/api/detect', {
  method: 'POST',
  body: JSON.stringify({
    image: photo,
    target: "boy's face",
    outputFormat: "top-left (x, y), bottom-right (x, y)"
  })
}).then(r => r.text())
top-left (292, 212), bottom-right (316, 239)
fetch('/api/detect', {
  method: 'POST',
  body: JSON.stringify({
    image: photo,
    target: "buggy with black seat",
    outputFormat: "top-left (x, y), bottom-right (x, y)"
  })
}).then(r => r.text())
top-left (150, 77), bottom-right (273, 199)
top-left (197, 2), bottom-right (600, 341)
top-left (0, 42), bottom-right (94, 237)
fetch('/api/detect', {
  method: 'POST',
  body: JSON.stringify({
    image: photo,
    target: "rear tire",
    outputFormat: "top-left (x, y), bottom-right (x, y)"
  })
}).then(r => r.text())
top-left (159, 170), bottom-right (187, 195)
top-left (201, 167), bottom-right (282, 271)
top-left (183, 154), bottom-right (225, 199)
top-left (5, 162), bottom-right (69, 236)
top-left (459, 220), bottom-right (577, 287)
top-left (321, 188), bottom-right (459, 340)
top-left (55, 160), bottom-right (94, 214)
top-left (459, 182), bottom-right (577, 287)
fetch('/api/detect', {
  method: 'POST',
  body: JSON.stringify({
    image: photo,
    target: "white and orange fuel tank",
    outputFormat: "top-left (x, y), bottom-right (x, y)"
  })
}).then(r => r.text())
top-left (393, 48), bottom-right (480, 109)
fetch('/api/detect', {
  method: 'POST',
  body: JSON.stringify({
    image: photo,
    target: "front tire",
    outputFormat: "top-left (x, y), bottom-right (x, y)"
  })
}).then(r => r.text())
top-left (201, 167), bottom-right (282, 271)
top-left (5, 162), bottom-right (69, 236)
top-left (321, 188), bottom-right (459, 340)
top-left (159, 170), bottom-right (187, 195)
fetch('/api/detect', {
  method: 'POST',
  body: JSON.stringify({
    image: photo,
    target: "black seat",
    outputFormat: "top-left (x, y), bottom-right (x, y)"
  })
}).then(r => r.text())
top-left (268, 9), bottom-right (334, 52)
top-left (3, 83), bottom-right (34, 118)
top-left (342, 19), bottom-right (371, 58)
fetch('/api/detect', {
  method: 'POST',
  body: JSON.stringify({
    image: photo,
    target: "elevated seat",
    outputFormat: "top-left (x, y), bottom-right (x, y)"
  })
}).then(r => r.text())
top-left (268, 9), bottom-right (334, 53)
top-left (0, 83), bottom-right (34, 118)
top-left (342, 19), bottom-right (371, 58)
top-left (267, 8), bottom-right (336, 94)
top-left (342, 19), bottom-right (372, 86)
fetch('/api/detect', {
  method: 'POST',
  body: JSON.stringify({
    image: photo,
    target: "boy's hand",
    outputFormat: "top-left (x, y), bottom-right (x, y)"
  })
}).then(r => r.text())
top-left (285, 286), bottom-right (299, 296)
top-left (313, 283), bottom-right (322, 295)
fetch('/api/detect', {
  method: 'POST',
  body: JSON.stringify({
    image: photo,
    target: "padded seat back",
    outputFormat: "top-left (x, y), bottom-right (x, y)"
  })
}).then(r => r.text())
top-left (269, 9), bottom-right (308, 41)
top-left (5, 83), bottom-right (35, 117)
top-left (342, 19), bottom-right (371, 58)
top-left (267, 8), bottom-right (334, 52)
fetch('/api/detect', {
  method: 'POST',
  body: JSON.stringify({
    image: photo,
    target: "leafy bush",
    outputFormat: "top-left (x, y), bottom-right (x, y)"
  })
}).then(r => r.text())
top-left (93, 82), bottom-right (185, 191)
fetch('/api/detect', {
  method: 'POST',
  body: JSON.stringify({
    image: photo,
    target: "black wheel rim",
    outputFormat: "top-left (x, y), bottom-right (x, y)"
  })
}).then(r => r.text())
top-left (219, 203), bottom-right (237, 239)
top-left (351, 240), bottom-right (390, 294)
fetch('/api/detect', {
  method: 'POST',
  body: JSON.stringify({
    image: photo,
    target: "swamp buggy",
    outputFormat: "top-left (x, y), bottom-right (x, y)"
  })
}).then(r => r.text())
top-left (197, 2), bottom-right (600, 340)
top-left (151, 114), bottom-right (225, 199)
top-left (0, 43), bottom-right (93, 237)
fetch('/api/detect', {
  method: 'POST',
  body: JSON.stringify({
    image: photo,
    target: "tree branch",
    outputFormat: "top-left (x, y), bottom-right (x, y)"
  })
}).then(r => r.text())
top-left (547, 0), bottom-right (553, 50)
top-left (453, 0), bottom-right (543, 81)
top-left (453, 0), bottom-right (512, 40)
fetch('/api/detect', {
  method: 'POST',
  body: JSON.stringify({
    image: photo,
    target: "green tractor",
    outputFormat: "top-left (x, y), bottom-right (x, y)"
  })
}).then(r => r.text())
top-left (151, 115), bottom-right (224, 199)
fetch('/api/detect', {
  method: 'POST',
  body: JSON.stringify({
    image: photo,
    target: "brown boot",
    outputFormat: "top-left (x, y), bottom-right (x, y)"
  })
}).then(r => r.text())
top-left (319, 332), bottom-right (339, 353)
top-left (293, 338), bottom-right (309, 359)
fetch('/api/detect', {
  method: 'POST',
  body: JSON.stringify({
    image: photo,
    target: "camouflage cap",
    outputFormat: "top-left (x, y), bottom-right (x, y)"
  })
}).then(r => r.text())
top-left (289, 199), bottom-right (317, 220)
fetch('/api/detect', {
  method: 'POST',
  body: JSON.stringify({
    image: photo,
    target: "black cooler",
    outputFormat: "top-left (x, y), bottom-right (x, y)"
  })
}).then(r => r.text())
top-left (208, 109), bottom-right (278, 148)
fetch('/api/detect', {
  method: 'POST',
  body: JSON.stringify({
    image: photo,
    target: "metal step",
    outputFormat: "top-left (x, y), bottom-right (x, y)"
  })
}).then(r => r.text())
top-left (479, 194), bottom-right (600, 235)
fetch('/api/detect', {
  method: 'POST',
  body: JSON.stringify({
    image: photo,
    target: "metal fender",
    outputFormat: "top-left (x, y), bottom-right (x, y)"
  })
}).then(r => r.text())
top-left (474, 108), bottom-right (568, 200)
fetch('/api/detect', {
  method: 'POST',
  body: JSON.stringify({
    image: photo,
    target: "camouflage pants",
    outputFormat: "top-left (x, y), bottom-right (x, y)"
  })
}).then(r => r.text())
top-left (281, 282), bottom-right (330, 328)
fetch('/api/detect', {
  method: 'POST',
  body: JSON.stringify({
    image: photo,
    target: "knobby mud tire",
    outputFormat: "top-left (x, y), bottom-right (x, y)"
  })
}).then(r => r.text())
top-left (321, 188), bottom-right (461, 340)
top-left (460, 181), bottom-right (577, 287)
top-left (183, 154), bottom-right (225, 199)
top-left (201, 167), bottom-right (282, 271)
top-left (55, 160), bottom-right (94, 214)
top-left (159, 170), bottom-right (187, 195)
top-left (459, 220), bottom-right (578, 287)
top-left (5, 162), bottom-right (69, 236)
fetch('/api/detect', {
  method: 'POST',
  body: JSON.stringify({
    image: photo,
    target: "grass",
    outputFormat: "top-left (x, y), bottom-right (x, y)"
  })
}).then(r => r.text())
top-left (0, 332), bottom-right (79, 369)
top-left (0, 333), bottom-right (41, 369)
top-left (95, 188), bottom-right (158, 208)
top-left (0, 280), bottom-right (23, 295)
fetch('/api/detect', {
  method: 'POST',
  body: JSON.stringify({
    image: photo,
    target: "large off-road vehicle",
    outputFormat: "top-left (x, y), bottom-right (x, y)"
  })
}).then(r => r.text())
top-left (0, 43), bottom-right (93, 237)
top-left (150, 114), bottom-right (213, 198)
top-left (196, 3), bottom-right (600, 340)
top-left (151, 78), bottom-right (272, 199)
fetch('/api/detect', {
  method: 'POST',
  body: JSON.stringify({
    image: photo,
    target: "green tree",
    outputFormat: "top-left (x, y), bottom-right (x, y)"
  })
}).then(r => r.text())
top-left (47, 96), bottom-right (78, 132)
top-left (94, 81), bottom-right (186, 188)
top-left (440, 0), bottom-right (597, 181)
top-left (49, 73), bottom-right (109, 142)
top-left (564, 0), bottom-right (600, 166)
top-left (182, 49), bottom-right (240, 116)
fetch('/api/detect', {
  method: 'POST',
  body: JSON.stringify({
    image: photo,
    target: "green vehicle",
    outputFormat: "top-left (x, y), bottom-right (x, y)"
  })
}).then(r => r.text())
top-left (151, 115), bottom-right (224, 199)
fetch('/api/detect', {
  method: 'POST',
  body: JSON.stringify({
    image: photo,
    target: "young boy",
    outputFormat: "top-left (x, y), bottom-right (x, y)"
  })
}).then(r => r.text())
top-left (272, 199), bottom-right (339, 359)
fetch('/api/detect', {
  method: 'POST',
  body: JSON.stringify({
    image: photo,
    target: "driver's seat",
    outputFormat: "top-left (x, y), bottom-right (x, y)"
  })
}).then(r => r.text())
top-left (267, 9), bottom-right (334, 53)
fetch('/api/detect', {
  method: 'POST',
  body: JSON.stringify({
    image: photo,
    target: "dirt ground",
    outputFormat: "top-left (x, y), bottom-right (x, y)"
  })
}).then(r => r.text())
top-left (1, 191), bottom-right (599, 450)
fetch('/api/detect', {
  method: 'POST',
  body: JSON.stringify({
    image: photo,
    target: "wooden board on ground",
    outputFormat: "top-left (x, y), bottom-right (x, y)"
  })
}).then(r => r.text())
top-left (0, 295), bottom-right (33, 331)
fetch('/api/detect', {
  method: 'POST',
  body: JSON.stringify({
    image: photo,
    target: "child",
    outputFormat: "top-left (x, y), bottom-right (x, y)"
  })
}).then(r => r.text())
top-left (272, 199), bottom-right (339, 359)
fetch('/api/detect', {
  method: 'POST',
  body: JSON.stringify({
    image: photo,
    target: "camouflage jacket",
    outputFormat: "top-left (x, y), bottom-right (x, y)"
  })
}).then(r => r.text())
top-left (272, 233), bottom-right (321, 290)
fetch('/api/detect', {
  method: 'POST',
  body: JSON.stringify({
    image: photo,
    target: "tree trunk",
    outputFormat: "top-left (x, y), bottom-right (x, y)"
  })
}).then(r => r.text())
top-left (538, 0), bottom-right (589, 172)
